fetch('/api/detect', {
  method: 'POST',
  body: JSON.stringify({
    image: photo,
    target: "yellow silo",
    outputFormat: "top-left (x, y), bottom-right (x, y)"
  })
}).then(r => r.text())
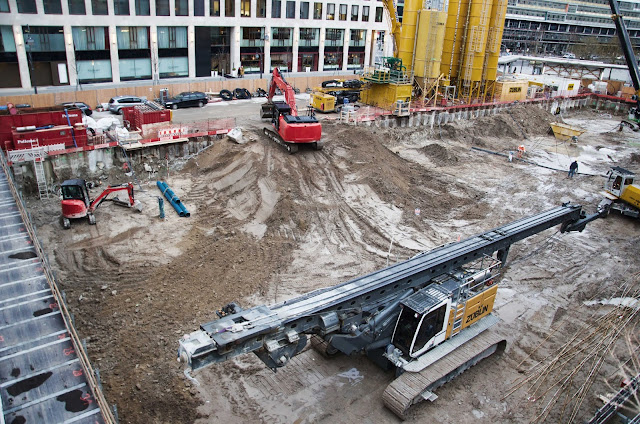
top-left (483, 0), bottom-right (508, 82)
top-left (459, 0), bottom-right (492, 84)
top-left (397, 0), bottom-right (422, 73)
top-left (441, 0), bottom-right (470, 80)
top-left (414, 10), bottom-right (448, 79)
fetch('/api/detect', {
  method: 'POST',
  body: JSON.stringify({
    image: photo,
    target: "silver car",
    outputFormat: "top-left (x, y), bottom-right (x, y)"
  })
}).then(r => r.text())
top-left (108, 95), bottom-right (146, 114)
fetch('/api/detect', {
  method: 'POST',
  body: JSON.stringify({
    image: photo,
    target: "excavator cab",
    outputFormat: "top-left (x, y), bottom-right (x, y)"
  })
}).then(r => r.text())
top-left (604, 167), bottom-right (634, 196)
top-left (61, 179), bottom-right (92, 226)
top-left (391, 286), bottom-right (451, 358)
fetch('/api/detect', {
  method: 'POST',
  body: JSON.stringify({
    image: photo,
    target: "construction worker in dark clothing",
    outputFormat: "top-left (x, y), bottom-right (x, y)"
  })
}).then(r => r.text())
top-left (568, 160), bottom-right (578, 178)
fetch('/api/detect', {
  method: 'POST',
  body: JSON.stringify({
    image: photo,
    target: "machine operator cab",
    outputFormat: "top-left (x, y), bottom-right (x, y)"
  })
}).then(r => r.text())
top-left (60, 179), bottom-right (93, 228)
top-left (391, 285), bottom-right (452, 359)
top-left (604, 166), bottom-right (635, 197)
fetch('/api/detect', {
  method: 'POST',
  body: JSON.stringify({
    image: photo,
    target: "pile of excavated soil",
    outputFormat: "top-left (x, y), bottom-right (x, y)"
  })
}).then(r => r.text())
top-left (26, 104), bottom-right (640, 424)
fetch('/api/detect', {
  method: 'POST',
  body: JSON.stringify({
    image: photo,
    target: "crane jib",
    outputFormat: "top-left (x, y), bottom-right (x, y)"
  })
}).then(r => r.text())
top-left (182, 204), bottom-right (586, 370)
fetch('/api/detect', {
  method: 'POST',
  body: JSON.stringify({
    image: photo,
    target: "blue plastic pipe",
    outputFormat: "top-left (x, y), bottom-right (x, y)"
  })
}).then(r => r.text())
top-left (156, 181), bottom-right (190, 217)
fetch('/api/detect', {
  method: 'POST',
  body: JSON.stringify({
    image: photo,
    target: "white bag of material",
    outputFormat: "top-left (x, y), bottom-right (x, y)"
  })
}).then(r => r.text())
top-left (95, 117), bottom-right (121, 132)
top-left (227, 127), bottom-right (245, 144)
top-left (83, 115), bottom-right (98, 132)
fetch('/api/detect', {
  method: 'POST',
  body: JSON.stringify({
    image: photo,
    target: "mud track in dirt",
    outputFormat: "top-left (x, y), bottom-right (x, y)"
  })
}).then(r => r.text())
top-left (28, 104), bottom-right (640, 424)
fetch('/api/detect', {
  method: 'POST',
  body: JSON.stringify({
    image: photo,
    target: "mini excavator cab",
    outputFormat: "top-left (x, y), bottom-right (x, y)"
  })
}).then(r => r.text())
top-left (61, 179), bottom-right (91, 212)
top-left (391, 286), bottom-right (451, 358)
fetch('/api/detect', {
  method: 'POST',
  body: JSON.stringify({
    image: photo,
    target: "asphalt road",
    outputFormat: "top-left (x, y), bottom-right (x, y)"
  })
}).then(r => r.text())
top-left (91, 94), bottom-right (313, 127)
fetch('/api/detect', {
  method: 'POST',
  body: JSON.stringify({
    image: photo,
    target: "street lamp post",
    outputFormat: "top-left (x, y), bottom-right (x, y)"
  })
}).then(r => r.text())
top-left (25, 33), bottom-right (37, 94)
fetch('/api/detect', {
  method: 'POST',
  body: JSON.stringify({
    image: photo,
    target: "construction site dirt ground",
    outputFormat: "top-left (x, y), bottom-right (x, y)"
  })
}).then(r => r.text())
top-left (25, 103), bottom-right (640, 424)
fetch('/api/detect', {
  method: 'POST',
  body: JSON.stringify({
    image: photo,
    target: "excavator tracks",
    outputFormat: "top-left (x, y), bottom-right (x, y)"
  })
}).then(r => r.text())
top-left (263, 127), bottom-right (299, 153)
top-left (382, 330), bottom-right (507, 419)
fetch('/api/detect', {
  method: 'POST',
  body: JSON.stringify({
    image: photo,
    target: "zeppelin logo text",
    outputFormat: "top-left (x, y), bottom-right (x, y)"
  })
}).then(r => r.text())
top-left (465, 304), bottom-right (489, 323)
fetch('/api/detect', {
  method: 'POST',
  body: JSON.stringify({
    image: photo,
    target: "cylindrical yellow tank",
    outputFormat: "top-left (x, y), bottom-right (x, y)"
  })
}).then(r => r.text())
top-left (441, 0), bottom-right (470, 80)
top-left (414, 10), bottom-right (448, 79)
top-left (483, 0), bottom-right (508, 81)
top-left (397, 0), bottom-right (422, 73)
top-left (460, 0), bottom-right (492, 83)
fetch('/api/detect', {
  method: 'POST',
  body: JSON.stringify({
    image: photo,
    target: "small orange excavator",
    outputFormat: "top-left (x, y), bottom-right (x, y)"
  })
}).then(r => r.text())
top-left (60, 179), bottom-right (142, 229)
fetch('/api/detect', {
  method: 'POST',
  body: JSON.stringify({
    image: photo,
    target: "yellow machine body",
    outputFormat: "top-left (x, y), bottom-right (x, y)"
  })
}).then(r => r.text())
top-left (311, 92), bottom-right (337, 113)
top-left (620, 184), bottom-right (640, 209)
top-left (360, 83), bottom-right (412, 109)
top-left (446, 284), bottom-right (498, 339)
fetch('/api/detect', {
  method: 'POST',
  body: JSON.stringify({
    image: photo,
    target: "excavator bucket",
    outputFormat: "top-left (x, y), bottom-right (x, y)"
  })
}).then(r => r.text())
top-left (261, 103), bottom-right (275, 119)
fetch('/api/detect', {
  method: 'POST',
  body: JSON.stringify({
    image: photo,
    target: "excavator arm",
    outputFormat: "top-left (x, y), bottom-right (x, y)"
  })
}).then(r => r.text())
top-left (267, 68), bottom-right (298, 116)
top-left (382, 0), bottom-right (402, 56)
top-left (89, 183), bottom-right (139, 211)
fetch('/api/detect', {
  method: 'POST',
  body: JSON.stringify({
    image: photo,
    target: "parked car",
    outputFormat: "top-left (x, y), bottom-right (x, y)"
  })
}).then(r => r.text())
top-left (563, 53), bottom-right (576, 59)
top-left (164, 92), bottom-right (208, 110)
top-left (108, 96), bottom-right (147, 114)
top-left (60, 101), bottom-right (93, 116)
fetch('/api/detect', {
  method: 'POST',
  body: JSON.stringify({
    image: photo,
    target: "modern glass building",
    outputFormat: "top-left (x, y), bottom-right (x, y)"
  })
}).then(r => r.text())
top-left (0, 0), bottom-right (389, 89)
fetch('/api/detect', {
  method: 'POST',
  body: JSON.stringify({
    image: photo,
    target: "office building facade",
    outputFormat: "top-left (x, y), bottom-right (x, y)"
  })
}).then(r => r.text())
top-left (502, 0), bottom-right (640, 57)
top-left (0, 0), bottom-right (389, 89)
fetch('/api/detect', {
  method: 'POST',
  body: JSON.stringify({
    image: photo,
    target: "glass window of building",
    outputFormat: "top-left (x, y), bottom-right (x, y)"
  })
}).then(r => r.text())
top-left (326, 3), bottom-right (334, 19)
top-left (92, 0), bottom-right (108, 14)
top-left (119, 58), bottom-right (151, 80)
top-left (362, 5), bottom-right (369, 21)
top-left (272, 27), bottom-right (292, 46)
top-left (22, 26), bottom-right (65, 51)
top-left (257, 0), bottom-right (266, 16)
top-left (299, 27), bottom-right (319, 46)
top-left (114, 0), bottom-right (129, 14)
top-left (286, 0), bottom-right (294, 17)
top-left (300, 1), bottom-right (308, 18)
top-left (272, 0), bottom-right (281, 17)
top-left (72, 27), bottom-right (109, 49)
top-left (211, 0), bottom-right (220, 15)
top-left (44, 0), bottom-right (62, 14)
top-left (241, 27), bottom-right (264, 46)
top-left (339, 3), bottom-right (346, 20)
top-left (349, 29), bottom-right (364, 46)
top-left (375, 6), bottom-right (383, 21)
top-left (325, 28), bottom-right (343, 46)
top-left (117, 26), bottom-right (149, 49)
top-left (241, 0), bottom-right (250, 16)
top-left (175, 0), bottom-right (187, 15)
top-left (157, 26), bottom-right (187, 48)
top-left (313, 2), bottom-right (321, 18)
top-left (156, 0), bottom-right (169, 14)
top-left (17, 0), bottom-right (37, 13)
top-left (225, 0), bottom-right (235, 16)
top-left (0, 26), bottom-right (16, 50)
top-left (351, 4), bottom-right (358, 20)
top-left (0, 0), bottom-right (9, 12)
top-left (194, 0), bottom-right (204, 15)
top-left (135, 0), bottom-right (149, 14)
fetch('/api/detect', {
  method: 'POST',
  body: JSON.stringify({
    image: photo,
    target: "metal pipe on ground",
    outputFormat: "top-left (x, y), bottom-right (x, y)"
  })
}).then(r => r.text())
top-left (156, 181), bottom-right (190, 217)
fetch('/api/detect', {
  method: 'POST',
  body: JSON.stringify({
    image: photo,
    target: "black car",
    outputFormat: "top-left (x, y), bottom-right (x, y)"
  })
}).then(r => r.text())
top-left (60, 101), bottom-right (93, 116)
top-left (164, 92), bottom-right (208, 110)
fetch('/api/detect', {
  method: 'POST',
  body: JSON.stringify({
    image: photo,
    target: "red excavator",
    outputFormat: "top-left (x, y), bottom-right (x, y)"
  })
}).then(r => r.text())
top-left (260, 68), bottom-right (323, 153)
top-left (60, 179), bottom-right (142, 229)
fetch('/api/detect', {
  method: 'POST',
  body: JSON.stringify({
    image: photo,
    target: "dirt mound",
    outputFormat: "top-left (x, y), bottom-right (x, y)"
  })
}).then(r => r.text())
top-left (421, 143), bottom-right (458, 164)
top-left (631, 152), bottom-right (640, 163)
top-left (441, 104), bottom-right (556, 142)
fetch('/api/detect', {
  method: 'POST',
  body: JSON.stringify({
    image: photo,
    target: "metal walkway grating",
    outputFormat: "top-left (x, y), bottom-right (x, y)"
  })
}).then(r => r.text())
top-left (0, 153), bottom-right (113, 424)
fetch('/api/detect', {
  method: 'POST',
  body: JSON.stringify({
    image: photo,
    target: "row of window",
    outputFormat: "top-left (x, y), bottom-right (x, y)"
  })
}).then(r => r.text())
top-left (504, 18), bottom-right (640, 36)
top-left (1, 0), bottom-right (384, 21)
top-left (0, 25), bottom-right (368, 52)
